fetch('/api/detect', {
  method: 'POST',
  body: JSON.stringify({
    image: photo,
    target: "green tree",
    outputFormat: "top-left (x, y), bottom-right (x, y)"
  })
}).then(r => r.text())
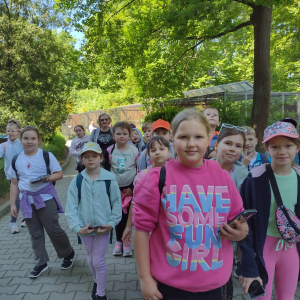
top-left (0, 0), bottom-right (79, 139)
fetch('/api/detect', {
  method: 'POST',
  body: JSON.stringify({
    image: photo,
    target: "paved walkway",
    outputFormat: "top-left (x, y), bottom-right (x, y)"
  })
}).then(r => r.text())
top-left (0, 156), bottom-right (300, 299)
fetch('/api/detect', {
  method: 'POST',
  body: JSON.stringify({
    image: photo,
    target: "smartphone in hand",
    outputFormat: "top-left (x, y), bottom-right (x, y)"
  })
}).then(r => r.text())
top-left (30, 174), bottom-right (50, 184)
top-left (227, 209), bottom-right (257, 229)
top-left (248, 280), bottom-right (266, 299)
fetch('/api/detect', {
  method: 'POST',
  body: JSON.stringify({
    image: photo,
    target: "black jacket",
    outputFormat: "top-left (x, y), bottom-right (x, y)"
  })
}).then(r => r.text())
top-left (239, 164), bottom-right (300, 287)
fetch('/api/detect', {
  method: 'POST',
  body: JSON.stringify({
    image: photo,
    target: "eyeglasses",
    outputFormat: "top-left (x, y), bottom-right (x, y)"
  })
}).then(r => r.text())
top-left (220, 123), bottom-right (247, 133)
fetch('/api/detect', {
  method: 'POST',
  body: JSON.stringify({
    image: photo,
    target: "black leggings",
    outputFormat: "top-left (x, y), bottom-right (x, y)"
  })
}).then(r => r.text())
top-left (157, 281), bottom-right (222, 300)
top-left (115, 182), bottom-right (134, 242)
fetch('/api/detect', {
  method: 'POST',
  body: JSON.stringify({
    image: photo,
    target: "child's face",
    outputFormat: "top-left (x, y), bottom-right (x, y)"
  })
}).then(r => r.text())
top-left (215, 134), bottom-right (244, 164)
top-left (6, 125), bottom-right (20, 141)
top-left (173, 120), bottom-right (209, 168)
top-left (245, 133), bottom-right (258, 154)
top-left (114, 127), bottom-right (130, 145)
top-left (130, 130), bottom-right (140, 144)
top-left (265, 136), bottom-right (299, 168)
top-left (21, 130), bottom-right (39, 153)
top-left (204, 108), bottom-right (220, 127)
top-left (143, 128), bottom-right (152, 142)
top-left (82, 151), bottom-right (103, 170)
top-left (153, 128), bottom-right (171, 141)
top-left (148, 141), bottom-right (171, 167)
top-left (75, 127), bottom-right (85, 138)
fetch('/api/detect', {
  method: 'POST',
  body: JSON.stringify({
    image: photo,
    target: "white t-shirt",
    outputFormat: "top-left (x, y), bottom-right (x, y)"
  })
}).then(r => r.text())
top-left (9, 149), bottom-right (62, 203)
top-left (111, 145), bottom-right (138, 187)
top-left (89, 124), bottom-right (96, 133)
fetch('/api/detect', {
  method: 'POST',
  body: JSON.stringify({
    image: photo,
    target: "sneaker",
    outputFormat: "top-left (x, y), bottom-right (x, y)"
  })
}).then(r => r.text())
top-left (112, 241), bottom-right (122, 256)
top-left (60, 250), bottom-right (76, 270)
top-left (91, 282), bottom-right (97, 300)
top-left (96, 296), bottom-right (108, 300)
top-left (20, 219), bottom-right (26, 227)
top-left (29, 263), bottom-right (48, 278)
top-left (123, 244), bottom-right (133, 257)
top-left (234, 261), bottom-right (242, 279)
top-left (9, 222), bottom-right (20, 234)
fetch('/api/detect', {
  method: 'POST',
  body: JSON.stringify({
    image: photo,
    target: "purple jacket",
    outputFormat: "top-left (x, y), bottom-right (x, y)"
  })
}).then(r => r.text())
top-left (20, 183), bottom-right (64, 218)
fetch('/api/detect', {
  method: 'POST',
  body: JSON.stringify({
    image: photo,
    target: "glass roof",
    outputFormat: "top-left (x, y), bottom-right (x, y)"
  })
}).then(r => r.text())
top-left (183, 81), bottom-right (254, 97)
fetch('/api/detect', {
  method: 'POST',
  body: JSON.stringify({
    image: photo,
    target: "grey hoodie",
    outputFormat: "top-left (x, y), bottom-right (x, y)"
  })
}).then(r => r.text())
top-left (132, 128), bottom-right (144, 153)
top-left (210, 158), bottom-right (248, 192)
top-left (65, 168), bottom-right (122, 235)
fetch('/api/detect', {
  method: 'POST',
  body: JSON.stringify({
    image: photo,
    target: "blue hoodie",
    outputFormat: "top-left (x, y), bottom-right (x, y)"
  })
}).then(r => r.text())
top-left (131, 128), bottom-right (144, 153)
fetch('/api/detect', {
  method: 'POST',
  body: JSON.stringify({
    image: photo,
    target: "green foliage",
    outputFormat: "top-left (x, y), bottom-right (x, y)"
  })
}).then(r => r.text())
top-left (0, 1), bottom-right (80, 139)
top-left (209, 99), bottom-right (252, 129)
top-left (143, 100), bottom-right (185, 123)
top-left (42, 133), bottom-right (66, 161)
top-left (0, 158), bottom-right (10, 198)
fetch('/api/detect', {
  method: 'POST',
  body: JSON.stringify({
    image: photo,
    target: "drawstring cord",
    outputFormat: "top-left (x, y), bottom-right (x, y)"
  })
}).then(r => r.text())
top-left (275, 239), bottom-right (293, 251)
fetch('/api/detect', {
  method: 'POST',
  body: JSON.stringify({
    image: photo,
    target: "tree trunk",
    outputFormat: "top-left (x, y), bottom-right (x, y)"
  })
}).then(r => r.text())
top-left (251, 5), bottom-right (272, 152)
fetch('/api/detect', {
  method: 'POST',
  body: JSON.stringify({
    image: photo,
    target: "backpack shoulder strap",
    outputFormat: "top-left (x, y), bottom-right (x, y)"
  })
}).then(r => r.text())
top-left (260, 153), bottom-right (269, 164)
top-left (107, 145), bottom-right (115, 165)
top-left (12, 153), bottom-right (20, 180)
top-left (266, 164), bottom-right (284, 207)
top-left (3, 142), bottom-right (6, 152)
top-left (43, 150), bottom-right (51, 175)
top-left (104, 180), bottom-right (111, 207)
top-left (159, 166), bottom-right (166, 196)
top-left (76, 173), bottom-right (84, 204)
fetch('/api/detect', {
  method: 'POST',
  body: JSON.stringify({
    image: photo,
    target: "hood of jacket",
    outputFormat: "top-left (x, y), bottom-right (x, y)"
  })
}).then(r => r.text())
top-left (210, 158), bottom-right (248, 191)
top-left (81, 167), bottom-right (117, 181)
top-left (132, 128), bottom-right (144, 153)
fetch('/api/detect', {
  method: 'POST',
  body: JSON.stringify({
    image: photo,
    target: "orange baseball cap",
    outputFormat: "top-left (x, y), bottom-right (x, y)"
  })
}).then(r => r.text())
top-left (152, 119), bottom-right (171, 132)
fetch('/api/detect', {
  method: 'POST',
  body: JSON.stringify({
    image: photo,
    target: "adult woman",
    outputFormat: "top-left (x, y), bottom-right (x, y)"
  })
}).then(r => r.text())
top-left (90, 113), bottom-right (115, 153)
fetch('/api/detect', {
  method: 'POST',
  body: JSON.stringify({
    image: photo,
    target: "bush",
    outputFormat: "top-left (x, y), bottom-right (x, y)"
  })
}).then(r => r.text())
top-left (143, 100), bottom-right (185, 123)
top-left (0, 158), bottom-right (10, 198)
top-left (42, 133), bottom-right (66, 161)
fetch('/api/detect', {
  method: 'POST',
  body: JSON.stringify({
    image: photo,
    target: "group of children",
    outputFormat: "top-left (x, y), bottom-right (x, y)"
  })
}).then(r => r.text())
top-left (2, 106), bottom-right (300, 300)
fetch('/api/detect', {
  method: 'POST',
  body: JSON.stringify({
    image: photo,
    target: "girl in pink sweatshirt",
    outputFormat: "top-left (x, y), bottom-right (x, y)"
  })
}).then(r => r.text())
top-left (133, 108), bottom-right (248, 300)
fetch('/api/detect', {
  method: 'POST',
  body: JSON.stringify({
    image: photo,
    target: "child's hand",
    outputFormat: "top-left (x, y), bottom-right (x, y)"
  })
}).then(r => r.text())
top-left (122, 227), bottom-right (132, 246)
top-left (97, 224), bottom-right (112, 234)
top-left (241, 151), bottom-right (255, 167)
top-left (124, 188), bottom-right (133, 197)
top-left (208, 151), bottom-right (217, 158)
top-left (11, 204), bottom-right (18, 218)
top-left (219, 220), bottom-right (248, 242)
top-left (78, 223), bottom-right (95, 235)
top-left (240, 276), bottom-right (263, 294)
top-left (140, 276), bottom-right (163, 300)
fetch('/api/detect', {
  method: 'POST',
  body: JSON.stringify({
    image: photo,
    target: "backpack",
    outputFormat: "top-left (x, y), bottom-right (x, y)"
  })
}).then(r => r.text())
top-left (106, 144), bottom-right (115, 165)
top-left (260, 153), bottom-right (269, 164)
top-left (76, 173), bottom-right (113, 244)
top-left (3, 142), bottom-right (6, 152)
top-left (159, 166), bottom-right (166, 196)
top-left (12, 150), bottom-right (56, 186)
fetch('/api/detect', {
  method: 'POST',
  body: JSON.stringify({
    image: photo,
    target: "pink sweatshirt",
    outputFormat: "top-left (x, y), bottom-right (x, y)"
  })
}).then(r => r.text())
top-left (133, 159), bottom-right (244, 292)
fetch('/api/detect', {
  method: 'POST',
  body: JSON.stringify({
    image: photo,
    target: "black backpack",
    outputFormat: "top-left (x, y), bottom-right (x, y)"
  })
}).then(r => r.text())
top-left (12, 150), bottom-right (56, 186)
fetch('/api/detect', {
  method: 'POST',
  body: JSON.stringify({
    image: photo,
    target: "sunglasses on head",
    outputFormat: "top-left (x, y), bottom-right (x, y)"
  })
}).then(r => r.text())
top-left (220, 123), bottom-right (247, 133)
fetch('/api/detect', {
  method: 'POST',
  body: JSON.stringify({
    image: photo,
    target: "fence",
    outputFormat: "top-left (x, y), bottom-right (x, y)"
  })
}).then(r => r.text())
top-left (61, 104), bottom-right (145, 139)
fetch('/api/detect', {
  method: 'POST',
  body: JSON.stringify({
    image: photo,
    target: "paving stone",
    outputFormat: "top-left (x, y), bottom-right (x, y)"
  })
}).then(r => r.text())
top-left (0, 285), bottom-right (18, 294)
top-left (65, 282), bottom-right (90, 292)
top-left (49, 291), bottom-right (75, 300)
top-left (9, 276), bottom-right (33, 286)
top-left (23, 292), bottom-right (50, 300)
top-left (125, 273), bottom-right (139, 282)
top-left (114, 280), bottom-right (138, 291)
top-left (15, 283), bottom-right (42, 294)
top-left (107, 273), bottom-right (126, 282)
top-left (40, 283), bottom-right (66, 293)
top-left (106, 290), bottom-right (126, 300)
top-left (0, 293), bottom-right (25, 300)
top-left (0, 277), bottom-right (13, 286)
top-left (74, 290), bottom-right (93, 300)
top-left (56, 274), bottom-right (81, 284)
top-left (125, 290), bottom-right (143, 300)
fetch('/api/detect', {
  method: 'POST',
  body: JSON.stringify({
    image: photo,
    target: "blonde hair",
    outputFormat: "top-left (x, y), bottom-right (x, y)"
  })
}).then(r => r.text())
top-left (7, 119), bottom-right (21, 129)
top-left (97, 113), bottom-right (112, 126)
top-left (171, 108), bottom-right (210, 137)
top-left (142, 122), bottom-right (152, 132)
top-left (243, 126), bottom-right (256, 137)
